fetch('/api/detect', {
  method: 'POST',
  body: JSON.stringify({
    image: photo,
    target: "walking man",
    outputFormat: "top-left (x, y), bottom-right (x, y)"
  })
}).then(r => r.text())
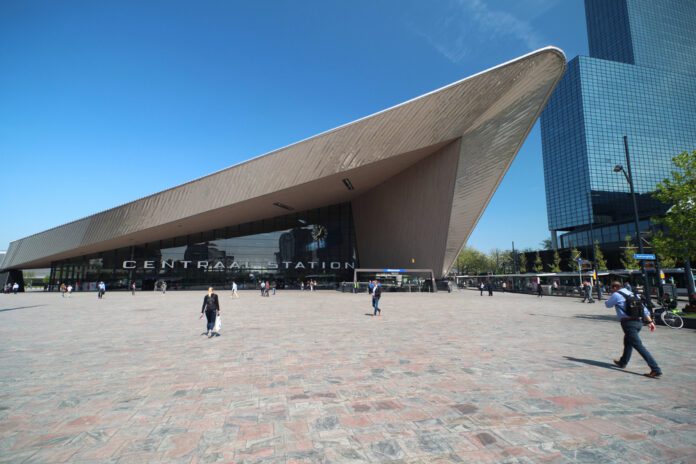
top-left (231, 281), bottom-right (238, 298)
top-left (98, 281), bottom-right (106, 299)
top-left (372, 280), bottom-right (382, 316)
top-left (605, 281), bottom-right (662, 378)
top-left (479, 282), bottom-right (485, 296)
top-left (486, 282), bottom-right (493, 296)
top-left (537, 282), bottom-right (543, 297)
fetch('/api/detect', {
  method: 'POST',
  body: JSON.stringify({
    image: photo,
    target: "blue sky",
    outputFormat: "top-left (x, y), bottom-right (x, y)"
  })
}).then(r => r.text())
top-left (0, 0), bottom-right (588, 253)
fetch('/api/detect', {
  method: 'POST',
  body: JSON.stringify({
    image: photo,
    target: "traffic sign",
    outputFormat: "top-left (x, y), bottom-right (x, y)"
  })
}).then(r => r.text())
top-left (633, 253), bottom-right (656, 260)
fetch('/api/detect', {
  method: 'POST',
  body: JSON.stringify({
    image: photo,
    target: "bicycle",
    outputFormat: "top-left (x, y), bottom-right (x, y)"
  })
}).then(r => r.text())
top-left (655, 306), bottom-right (684, 329)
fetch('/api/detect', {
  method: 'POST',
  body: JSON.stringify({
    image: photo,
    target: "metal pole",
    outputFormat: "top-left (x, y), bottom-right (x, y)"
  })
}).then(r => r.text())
top-left (623, 136), bottom-right (652, 307)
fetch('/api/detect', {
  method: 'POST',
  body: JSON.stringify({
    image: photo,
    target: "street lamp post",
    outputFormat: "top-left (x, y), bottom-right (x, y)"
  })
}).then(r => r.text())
top-left (614, 135), bottom-right (652, 308)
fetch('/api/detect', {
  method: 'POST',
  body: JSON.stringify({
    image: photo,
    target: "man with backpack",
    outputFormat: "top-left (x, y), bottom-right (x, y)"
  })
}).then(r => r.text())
top-left (372, 280), bottom-right (382, 316)
top-left (605, 281), bottom-right (661, 378)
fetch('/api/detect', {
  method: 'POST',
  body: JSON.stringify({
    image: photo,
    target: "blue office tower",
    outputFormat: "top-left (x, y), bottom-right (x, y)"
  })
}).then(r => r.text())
top-left (541, 0), bottom-right (696, 249)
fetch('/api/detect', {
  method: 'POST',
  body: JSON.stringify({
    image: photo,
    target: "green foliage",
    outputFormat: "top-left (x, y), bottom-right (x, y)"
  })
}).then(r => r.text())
top-left (455, 247), bottom-right (492, 275)
top-left (593, 241), bottom-right (608, 271)
top-left (540, 238), bottom-right (553, 250)
top-left (533, 252), bottom-right (544, 273)
top-left (653, 231), bottom-right (677, 268)
top-left (651, 150), bottom-right (696, 262)
top-left (518, 252), bottom-right (527, 273)
top-left (550, 249), bottom-right (562, 273)
top-left (488, 248), bottom-right (513, 274)
top-left (567, 248), bottom-right (581, 270)
top-left (620, 235), bottom-right (639, 270)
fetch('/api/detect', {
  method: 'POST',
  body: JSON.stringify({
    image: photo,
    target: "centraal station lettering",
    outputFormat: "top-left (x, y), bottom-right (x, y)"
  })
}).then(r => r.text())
top-left (122, 260), bottom-right (355, 270)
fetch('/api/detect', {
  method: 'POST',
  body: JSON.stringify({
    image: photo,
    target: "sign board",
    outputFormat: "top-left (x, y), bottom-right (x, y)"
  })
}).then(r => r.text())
top-left (633, 253), bottom-right (656, 260)
top-left (383, 269), bottom-right (406, 273)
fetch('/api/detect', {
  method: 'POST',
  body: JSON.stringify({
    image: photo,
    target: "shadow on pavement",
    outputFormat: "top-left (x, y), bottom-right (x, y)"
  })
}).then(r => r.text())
top-left (573, 314), bottom-right (617, 322)
top-left (563, 356), bottom-right (644, 376)
top-left (0, 305), bottom-right (47, 313)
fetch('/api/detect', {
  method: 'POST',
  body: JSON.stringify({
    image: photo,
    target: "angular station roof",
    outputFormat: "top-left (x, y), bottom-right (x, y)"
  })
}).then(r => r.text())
top-left (2, 47), bottom-right (566, 273)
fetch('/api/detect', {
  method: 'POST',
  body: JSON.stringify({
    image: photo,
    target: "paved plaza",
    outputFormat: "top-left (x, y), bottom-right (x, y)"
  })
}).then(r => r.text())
top-left (1, 289), bottom-right (695, 463)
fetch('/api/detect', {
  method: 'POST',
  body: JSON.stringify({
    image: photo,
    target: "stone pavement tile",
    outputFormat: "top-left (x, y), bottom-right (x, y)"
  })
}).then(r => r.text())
top-left (2, 290), bottom-right (696, 462)
top-left (20, 446), bottom-right (79, 463)
top-left (0, 449), bottom-right (38, 464)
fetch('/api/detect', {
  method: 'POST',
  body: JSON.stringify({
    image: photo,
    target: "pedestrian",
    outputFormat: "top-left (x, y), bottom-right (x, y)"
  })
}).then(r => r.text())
top-left (260, 280), bottom-right (265, 296)
top-left (486, 282), bottom-right (493, 296)
top-left (271, 281), bottom-right (276, 295)
top-left (480, 282), bottom-right (485, 296)
top-left (231, 281), bottom-right (238, 298)
top-left (596, 281), bottom-right (603, 301)
top-left (585, 281), bottom-right (594, 303)
top-left (161, 281), bottom-right (167, 294)
top-left (200, 287), bottom-right (221, 338)
top-left (60, 283), bottom-right (66, 297)
top-left (66, 284), bottom-right (73, 296)
top-left (300, 281), bottom-right (305, 291)
top-left (502, 282), bottom-right (506, 293)
top-left (98, 281), bottom-right (106, 299)
top-left (12, 282), bottom-right (19, 294)
top-left (372, 280), bottom-right (382, 316)
top-left (265, 280), bottom-right (270, 297)
top-left (368, 280), bottom-right (375, 295)
top-left (131, 281), bottom-right (136, 295)
top-left (605, 281), bottom-right (661, 378)
top-left (537, 282), bottom-right (543, 297)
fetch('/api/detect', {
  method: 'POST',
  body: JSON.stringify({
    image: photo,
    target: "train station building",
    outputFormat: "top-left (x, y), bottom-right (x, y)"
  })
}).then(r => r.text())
top-left (1, 48), bottom-right (566, 290)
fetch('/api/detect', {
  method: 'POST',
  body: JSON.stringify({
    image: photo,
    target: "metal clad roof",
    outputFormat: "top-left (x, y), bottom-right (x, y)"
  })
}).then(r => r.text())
top-left (2, 47), bottom-right (566, 270)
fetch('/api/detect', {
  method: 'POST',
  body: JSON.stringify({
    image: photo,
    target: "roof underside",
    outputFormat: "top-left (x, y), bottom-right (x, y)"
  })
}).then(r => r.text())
top-left (2, 47), bottom-right (566, 271)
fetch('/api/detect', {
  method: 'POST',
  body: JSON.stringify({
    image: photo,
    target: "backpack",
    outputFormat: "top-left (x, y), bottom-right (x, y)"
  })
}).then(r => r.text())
top-left (618, 289), bottom-right (644, 318)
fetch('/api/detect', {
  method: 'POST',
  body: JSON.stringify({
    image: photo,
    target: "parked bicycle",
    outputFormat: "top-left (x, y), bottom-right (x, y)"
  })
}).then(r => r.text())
top-left (655, 306), bottom-right (684, 329)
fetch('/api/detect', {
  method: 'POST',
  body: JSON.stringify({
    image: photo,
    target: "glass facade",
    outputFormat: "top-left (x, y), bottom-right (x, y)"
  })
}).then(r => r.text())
top-left (586, 0), bottom-right (696, 76)
top-left (542, 0), bottom-right (696, 246)
top-left (49, 202), bottom-right (358, 290)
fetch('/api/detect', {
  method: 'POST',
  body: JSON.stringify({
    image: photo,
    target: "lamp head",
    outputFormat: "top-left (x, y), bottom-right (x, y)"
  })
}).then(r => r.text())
top-left (613, 165), bottom-right (624, 173)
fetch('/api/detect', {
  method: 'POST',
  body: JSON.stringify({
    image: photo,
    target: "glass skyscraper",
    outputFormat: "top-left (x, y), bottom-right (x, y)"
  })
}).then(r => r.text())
top-left (541, 0), bottom-right (696, 249)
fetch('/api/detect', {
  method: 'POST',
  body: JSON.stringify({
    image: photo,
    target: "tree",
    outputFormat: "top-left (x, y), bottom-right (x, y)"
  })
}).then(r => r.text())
top-left (454, 247), bottom-right (492, 275)
top-left (540, 237), bottom-right (553, 250)
top-left (518, 252), bottom-right (527, 273)
top-left (567, 248), bottom-right (581, 271)
top-left (651, 150), bottom-right (696, 294)
top-left (593, 241), bottom-right (608, 271)
top-left (654, 240), bottom-right (676, 269)
top-left (533, 252), bottom-right (544, 273)
top-left (550, 249), bottom-right (562, 273)
top-left (620, 235), bottom-right (639, 270)
top-left (488, 248), bottom-right (513, 274)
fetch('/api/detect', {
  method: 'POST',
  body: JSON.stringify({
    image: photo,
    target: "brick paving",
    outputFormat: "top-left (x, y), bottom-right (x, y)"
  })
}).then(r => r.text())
top-left (0, 289), bottom-right (695, 463)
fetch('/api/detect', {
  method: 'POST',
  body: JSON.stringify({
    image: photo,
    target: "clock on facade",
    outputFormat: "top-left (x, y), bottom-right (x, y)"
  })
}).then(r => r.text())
top-left (312, 225), bottom-right (328, 241)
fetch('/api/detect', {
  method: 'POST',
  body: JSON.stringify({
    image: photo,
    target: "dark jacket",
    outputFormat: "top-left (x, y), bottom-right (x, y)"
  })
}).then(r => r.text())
top-left (202, 293), bottom-right (220, 313)
top-left (373, 285), bottom-right (382, 298)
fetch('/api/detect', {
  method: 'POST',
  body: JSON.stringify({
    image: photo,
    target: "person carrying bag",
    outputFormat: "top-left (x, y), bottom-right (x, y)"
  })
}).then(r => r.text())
top-left (200, 287), bottom-right (221, 338)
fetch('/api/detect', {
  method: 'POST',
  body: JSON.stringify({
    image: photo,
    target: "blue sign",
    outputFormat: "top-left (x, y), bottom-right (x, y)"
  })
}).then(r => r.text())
top-left (633, 253), bottom-right (656, 260)
top-left (383, 269), bottom-right (406, 273)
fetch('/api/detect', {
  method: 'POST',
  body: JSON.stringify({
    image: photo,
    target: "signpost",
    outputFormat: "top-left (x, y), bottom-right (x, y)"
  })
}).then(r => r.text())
top-left (633, 253), bottom-right (656, 261)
